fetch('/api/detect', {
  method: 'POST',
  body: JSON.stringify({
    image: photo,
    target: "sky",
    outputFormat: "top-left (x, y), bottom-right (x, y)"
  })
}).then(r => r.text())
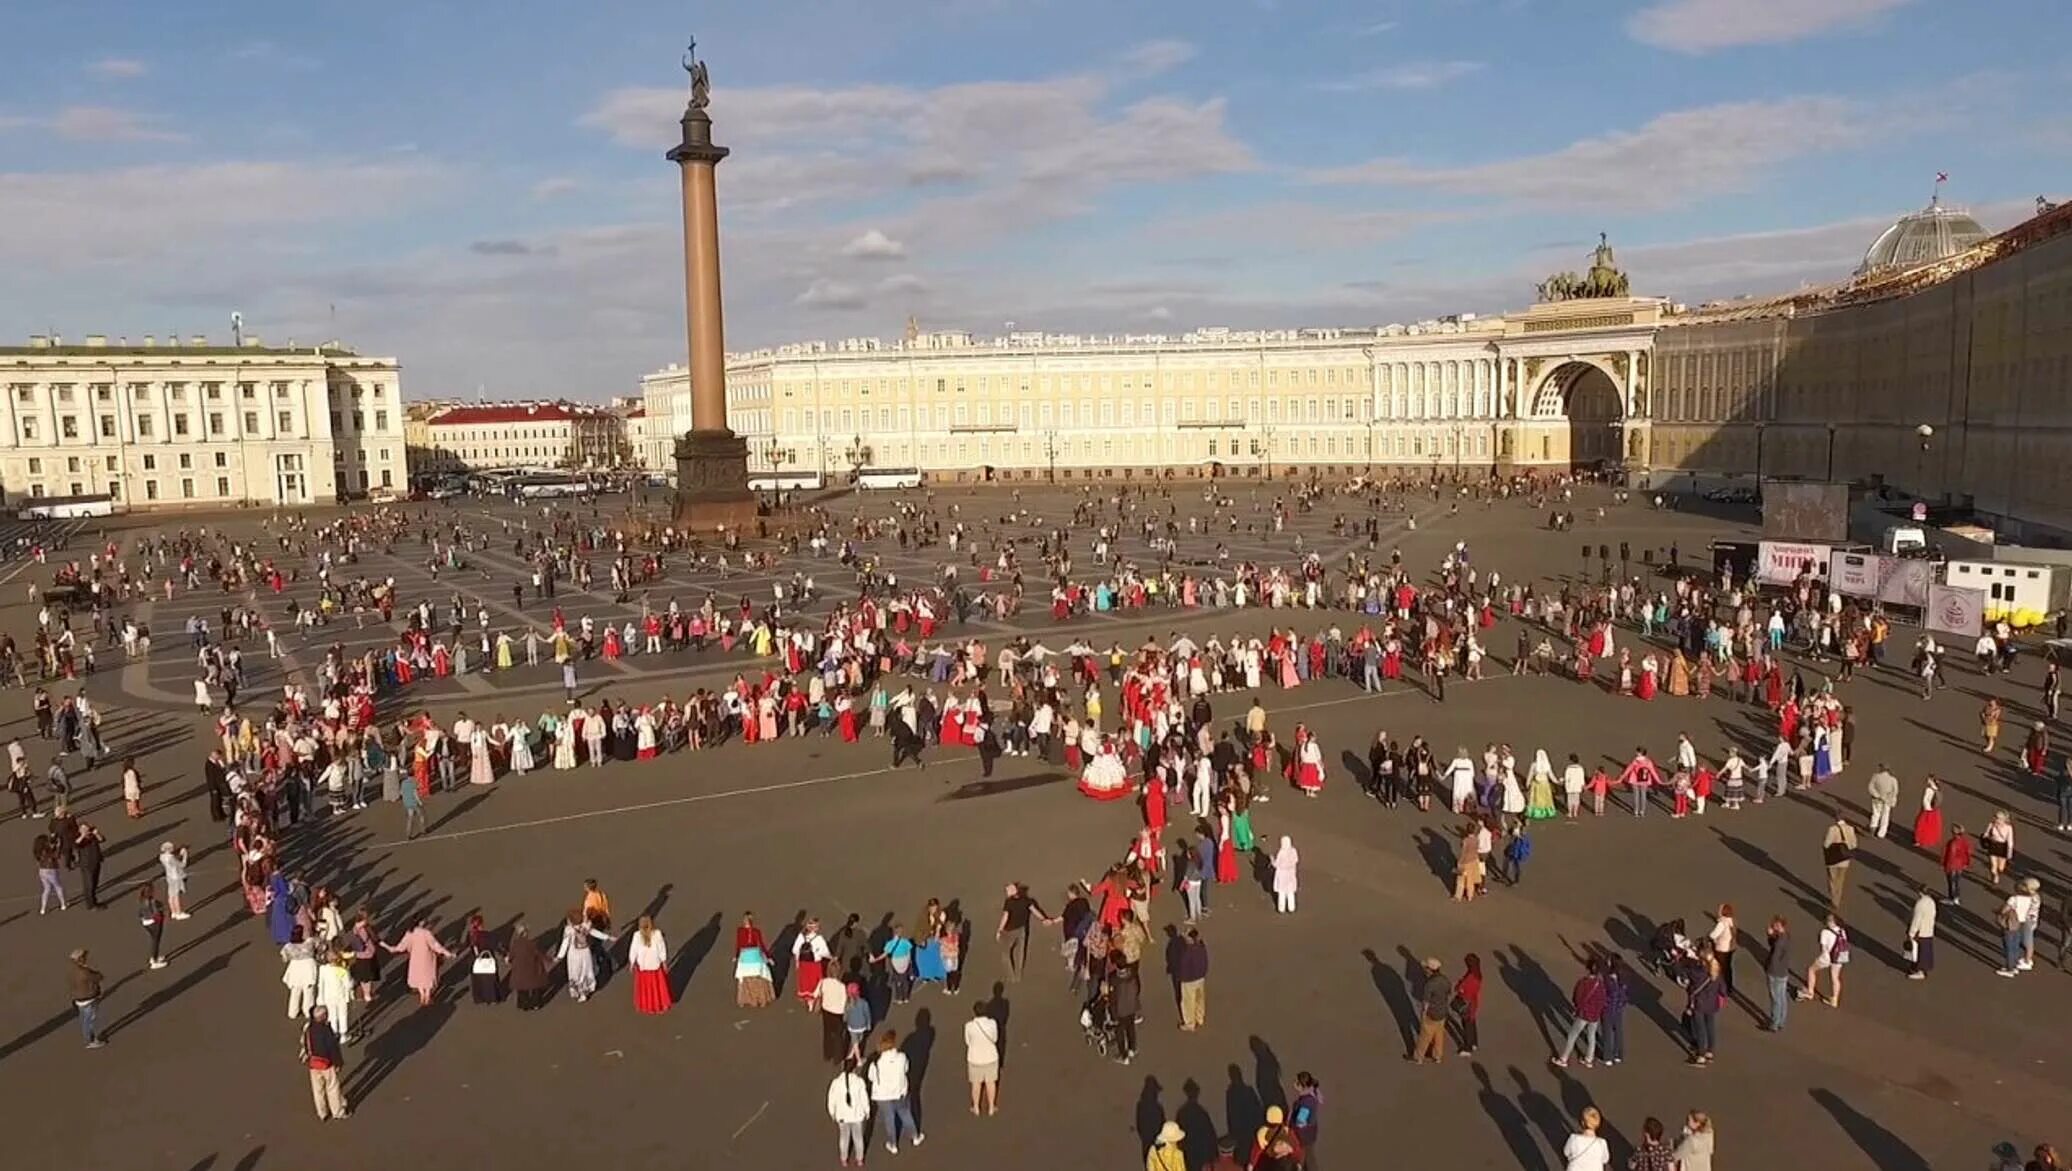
top-left (1, 0), bottom-right (2065, 399)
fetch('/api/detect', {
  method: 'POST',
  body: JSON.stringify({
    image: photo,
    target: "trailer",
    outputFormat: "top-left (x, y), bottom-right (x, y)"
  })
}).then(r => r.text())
top-left (1942, 559), bottom-right (2070, 629)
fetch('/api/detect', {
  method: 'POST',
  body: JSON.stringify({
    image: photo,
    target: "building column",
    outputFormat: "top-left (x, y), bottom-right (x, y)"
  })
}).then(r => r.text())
top-left (1623, 350), bottom-right (1639, 418)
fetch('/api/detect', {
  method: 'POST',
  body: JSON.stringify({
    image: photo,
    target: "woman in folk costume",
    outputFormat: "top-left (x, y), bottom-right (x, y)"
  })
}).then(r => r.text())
top-left (1215, 800), bottom-right (1242, 885)
top-left (1668, 649), bottom-right (1692, 697)
top-left (1525, 750), bottom-right (1559, 820)
top-left (505, 716), bottom-right (535, 774)
top-left (634, 706), bottom-right (659, 760)
top-left (601, 625), bottom-right (623, 662)
top-left (468, 722), bottom-right (495, 785)
top-left (1635, 653), bottom-right (1660, 700)
top-left (410, 731), bottom-right (437, 798)
top-left (550, 709), bottom-right (578, 770)
top-left (554, 909), bottom-right (611, 1002)
top-left (836, 692), bottom-right (859, 743)
top-left (1231, 788), bottom-right (1257, 853)
top-left (1078, 736), bottom-right (1131, 801)
top-left (1130, 827), bottom-right (1162, 879)
top-left (1250, 729), bottom-right (1276, 778)
top-left (431, 642), bottom-right (452, 678)
top-left (757, 691), bottom-right (780, 742)
top-left (629, 916), bottom-right (672, 1015)
top-left (494, 632), bottom-right (514, 671)
top-left (792, 918), bottom-right (831, 1006)
top-left (581, 705), bottom-right (608, 766)
top-left (1913, 775), bottom-right (1945, 848)
top-left (734, 912), bottom-right (777, 1008)
top-left (1295, 727), bottom-right (1326, 796)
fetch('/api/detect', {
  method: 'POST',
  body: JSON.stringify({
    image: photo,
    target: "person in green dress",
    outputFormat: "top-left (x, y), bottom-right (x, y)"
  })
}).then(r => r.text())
top-left (1525, 749), bottom-right (1560, 820)
top-left (1232, 789), bottom-right (1257, 853)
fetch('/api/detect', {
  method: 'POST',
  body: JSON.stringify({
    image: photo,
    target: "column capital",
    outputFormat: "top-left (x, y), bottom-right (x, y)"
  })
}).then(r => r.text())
top-left (667, 107), bottom-right (730, 166)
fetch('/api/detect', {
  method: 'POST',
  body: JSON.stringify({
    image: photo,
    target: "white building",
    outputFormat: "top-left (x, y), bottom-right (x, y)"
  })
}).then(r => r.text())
top-left (424, 401), bottom-right (624, 471)
top-left (0, 334), bottom-right (403, 508)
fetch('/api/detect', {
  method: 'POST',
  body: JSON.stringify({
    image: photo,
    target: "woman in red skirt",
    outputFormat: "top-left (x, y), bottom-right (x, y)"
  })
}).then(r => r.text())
top-left (629, 916), bottom-right (673, 1014)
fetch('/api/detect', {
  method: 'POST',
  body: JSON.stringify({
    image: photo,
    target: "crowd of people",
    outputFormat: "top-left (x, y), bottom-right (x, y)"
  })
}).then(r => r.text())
top-left (14, 474), bottom-right (2068, 1169)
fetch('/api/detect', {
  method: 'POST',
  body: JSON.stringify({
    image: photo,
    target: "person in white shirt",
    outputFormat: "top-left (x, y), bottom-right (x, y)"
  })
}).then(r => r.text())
top-left (1906, 886), bottom-right (1937, 978)
top-left (1564, 1106), bottom-right (1611, 1171)
top-left (826, 1059), bottom-right (871, 1167)
top-left (964, 1001), bottom-right (1001, 1117)
top-left (814, 971), bottom-right (849, 1063)
top-left (867, 1032), bottom-right (922, 1153)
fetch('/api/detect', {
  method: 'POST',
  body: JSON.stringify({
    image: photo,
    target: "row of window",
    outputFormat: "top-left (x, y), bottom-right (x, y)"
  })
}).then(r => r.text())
top-left (12, 410), bottom-right (303, 442)
top-left (756, 364), bottom-right (1380, 400)
top-left (777, 395), bottom-right (1510, 435)
top-left (20, 466), bottom-right (395, 501)
top-left (7, 380), bottom-right (388, 405)
top-left (763, 429), bottom-right (1497, 468)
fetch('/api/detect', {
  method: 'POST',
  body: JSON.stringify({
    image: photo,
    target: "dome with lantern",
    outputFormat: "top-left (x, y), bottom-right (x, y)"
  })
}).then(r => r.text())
top-left (1855, 191), bottom-right (1989, 278)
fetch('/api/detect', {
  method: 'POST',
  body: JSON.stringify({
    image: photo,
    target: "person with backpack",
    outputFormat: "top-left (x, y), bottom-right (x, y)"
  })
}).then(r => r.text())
top-left (1502, 824), bottom-right (1532, 886)
top-left (1801, 912), bottom-right (1848, 1006)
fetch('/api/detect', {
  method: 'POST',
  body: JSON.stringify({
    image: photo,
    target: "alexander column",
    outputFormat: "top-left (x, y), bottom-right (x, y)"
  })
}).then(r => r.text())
top-left (669, 40), bottom-right (758, 529)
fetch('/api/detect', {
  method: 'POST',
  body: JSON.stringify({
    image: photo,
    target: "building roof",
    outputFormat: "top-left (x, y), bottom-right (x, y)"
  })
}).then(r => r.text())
top-left (1856, 196), bottom-right (1990, 277)
top-left (429, 401), bottom-right (604, 426)
top-left (1, 338), bottom-right (361, 358)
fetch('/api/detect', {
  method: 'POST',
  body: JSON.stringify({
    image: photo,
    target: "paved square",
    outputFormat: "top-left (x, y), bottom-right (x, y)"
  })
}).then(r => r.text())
top-left (0, 484), bottom-right (2064, 1171)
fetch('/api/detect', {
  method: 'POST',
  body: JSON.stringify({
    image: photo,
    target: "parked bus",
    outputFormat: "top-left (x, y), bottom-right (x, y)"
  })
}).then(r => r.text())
top-left (513, 473), bottom-right (590, 500)
top-left (855, 467), bottom-right (923, 490)
top-left (747, 471), bottom-right (824, 492)
top-left (17, 493), bottom-right (114, 520)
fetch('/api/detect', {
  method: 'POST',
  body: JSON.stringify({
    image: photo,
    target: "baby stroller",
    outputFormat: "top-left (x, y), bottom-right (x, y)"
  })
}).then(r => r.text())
top-left (1080, 987), bottom-right (1116, 1057)
top-left (1650, 919), bottom-right (1698, 981)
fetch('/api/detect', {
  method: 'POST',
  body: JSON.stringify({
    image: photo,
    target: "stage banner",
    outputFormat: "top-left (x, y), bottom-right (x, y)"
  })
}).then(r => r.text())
top-left (1877, 559), bottom-right (1933, 609)
top-left (1828, 550), bottom-right (1885, 597)
top-left (1757, 540), bottom-right (1827, 586)
top-left (1926, 584), bottom-right (1985, 639)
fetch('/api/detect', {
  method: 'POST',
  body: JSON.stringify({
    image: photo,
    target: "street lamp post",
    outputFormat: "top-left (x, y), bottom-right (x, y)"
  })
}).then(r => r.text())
top-left (1915, 423), bottom-right (1934, 500)
top-left (1255, 423), bottom-right (1276, 481)
top-left (1044, 429), bottom-right (1058, 484)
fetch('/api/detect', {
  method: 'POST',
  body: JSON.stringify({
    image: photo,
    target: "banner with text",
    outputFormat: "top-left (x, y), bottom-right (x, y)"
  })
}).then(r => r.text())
top-left (1757, 540), bottom-right (1828, 586)
top-left (1926, 584), bottom-right (1985, 639)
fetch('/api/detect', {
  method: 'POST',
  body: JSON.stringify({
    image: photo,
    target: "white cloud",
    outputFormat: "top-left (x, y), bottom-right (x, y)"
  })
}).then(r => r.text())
top-left (49, 105), bottom-right (185, 143)
top-left (841, 229), bottom-right (907, 260)
top-left (877, 273), bottom-right (929, 296)
top-left (530, 176), bottom-right (581, 201)
top-left (1630, 0), bottom-right (1912, 53)
top-left (1311, 97), bottom-right (1862, 211)
top-left (229, 39), bottom-right (318, 70)
top-left (1116, 40), bottom-right (1197, 76)
top-left (1353, 20), bottom-right (1399, 36)
top-left (1318, 61), bottom-right (1484, 92)
top-left (88, 58), bottom-right (147, 78)
top-left (1157, 203), bottom-right (1459, 250)
top-left (795, 277), bottom-right (868, 310)
top-left (0, 160), bottom-right (448, 266)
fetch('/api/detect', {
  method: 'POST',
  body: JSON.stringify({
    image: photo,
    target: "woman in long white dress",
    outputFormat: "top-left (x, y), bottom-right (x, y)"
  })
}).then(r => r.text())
top-left (635, 708), bottom-right (659, 760)
top-left (552, 714), bottom-right (578, 771)
top-left (556, 911), bottom-right (612, 1002)
top-left (508, 719), bottom-right (537, 773)
top-left (468, 725), bottom-right (495, 785)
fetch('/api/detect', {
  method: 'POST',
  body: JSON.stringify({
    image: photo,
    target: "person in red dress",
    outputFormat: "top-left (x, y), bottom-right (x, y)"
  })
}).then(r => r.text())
top-left (629, 916), bottom-right (673, 1014)
top-left (1216, 804), bottom-right (1241, 885)
top-left (1912, 775), bottom-right (1945, 849)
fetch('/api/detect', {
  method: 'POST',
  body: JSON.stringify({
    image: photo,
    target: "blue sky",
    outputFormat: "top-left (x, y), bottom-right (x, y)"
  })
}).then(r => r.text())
top-left (1, 0), bottom-right (2064, 398)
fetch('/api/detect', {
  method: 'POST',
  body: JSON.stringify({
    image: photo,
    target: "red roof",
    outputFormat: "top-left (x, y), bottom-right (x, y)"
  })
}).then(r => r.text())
top-left (430, 402), bottom-right (600, 426)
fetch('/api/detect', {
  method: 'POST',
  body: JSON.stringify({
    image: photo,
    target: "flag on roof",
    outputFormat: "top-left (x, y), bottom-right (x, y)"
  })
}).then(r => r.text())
top-left (1935, 171), bottom-right (1949, 183)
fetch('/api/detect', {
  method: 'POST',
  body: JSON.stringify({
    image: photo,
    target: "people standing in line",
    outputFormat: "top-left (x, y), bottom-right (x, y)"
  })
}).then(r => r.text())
top-left (1631, 1116), bottom-right (1674, 1171)
top-left (1175, 928), bottom-right (1208, 1031)
top-left (1410, 957), bottom-right (1451, 1064)
top-left (67, 947), bottom-right (104, 1049)
top-left (815, 964), bottom-right (850, 1062)
top-left (826, 1057), bottom-right (870, 1167)
top-left (281, 925), bottom-right (320, 1018)
top-left (400, 775), bottom-right (425, 840)
top-left (867, 1031), bottom-right (923, 1154)
top-left (1562, 1106), bottom-right (1610, 1171)
top-left (964, 1000), bottom-right (1000, 1117)
top-left (1907, 885), bottom-right (1937, 979)
top-left (1455, 952), bottom-right (1483, 1056)
top-left (507, 923), bottom-right (550, 1011)
top-left (1821, 812), bottom-right (1857, 909)
top-left (1290, 1071), bottom-right (1322, 1162)
top-left (1551, 956), bottom-right (1607, 1068)
top-left (301, 1004), bottom-right (348, 1120)
top-left (1801, 912), bottom-right (1848, 1006)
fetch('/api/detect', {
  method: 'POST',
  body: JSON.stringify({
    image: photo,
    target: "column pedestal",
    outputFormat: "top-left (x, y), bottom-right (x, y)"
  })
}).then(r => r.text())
top-left (673, 428), bottom-right (759, 531)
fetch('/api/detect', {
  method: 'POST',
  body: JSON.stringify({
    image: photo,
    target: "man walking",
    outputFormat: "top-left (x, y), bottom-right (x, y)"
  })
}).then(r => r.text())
top-left (1410, 957), bottom-right (1451, 1063)
top-left (1821, 811), bottom-right (1857, 909)
top-left (68, 948), bottom-right (104, 1049)
top-left (1865, 764), bottom-right (1899, 838)
top-left (995, 882), bottom-right (1053, 982)
top-left (400, 775), bottom-right (426, 840)
top-left (302, 1004), bottom-right (349, 1120)
top-left (1176, 928), bottom-right (1208, 1031)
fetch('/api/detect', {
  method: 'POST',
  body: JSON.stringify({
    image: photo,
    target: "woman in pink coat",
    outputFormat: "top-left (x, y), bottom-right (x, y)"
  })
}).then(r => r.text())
top-left (385, 915), bottom-right (454, 1006)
